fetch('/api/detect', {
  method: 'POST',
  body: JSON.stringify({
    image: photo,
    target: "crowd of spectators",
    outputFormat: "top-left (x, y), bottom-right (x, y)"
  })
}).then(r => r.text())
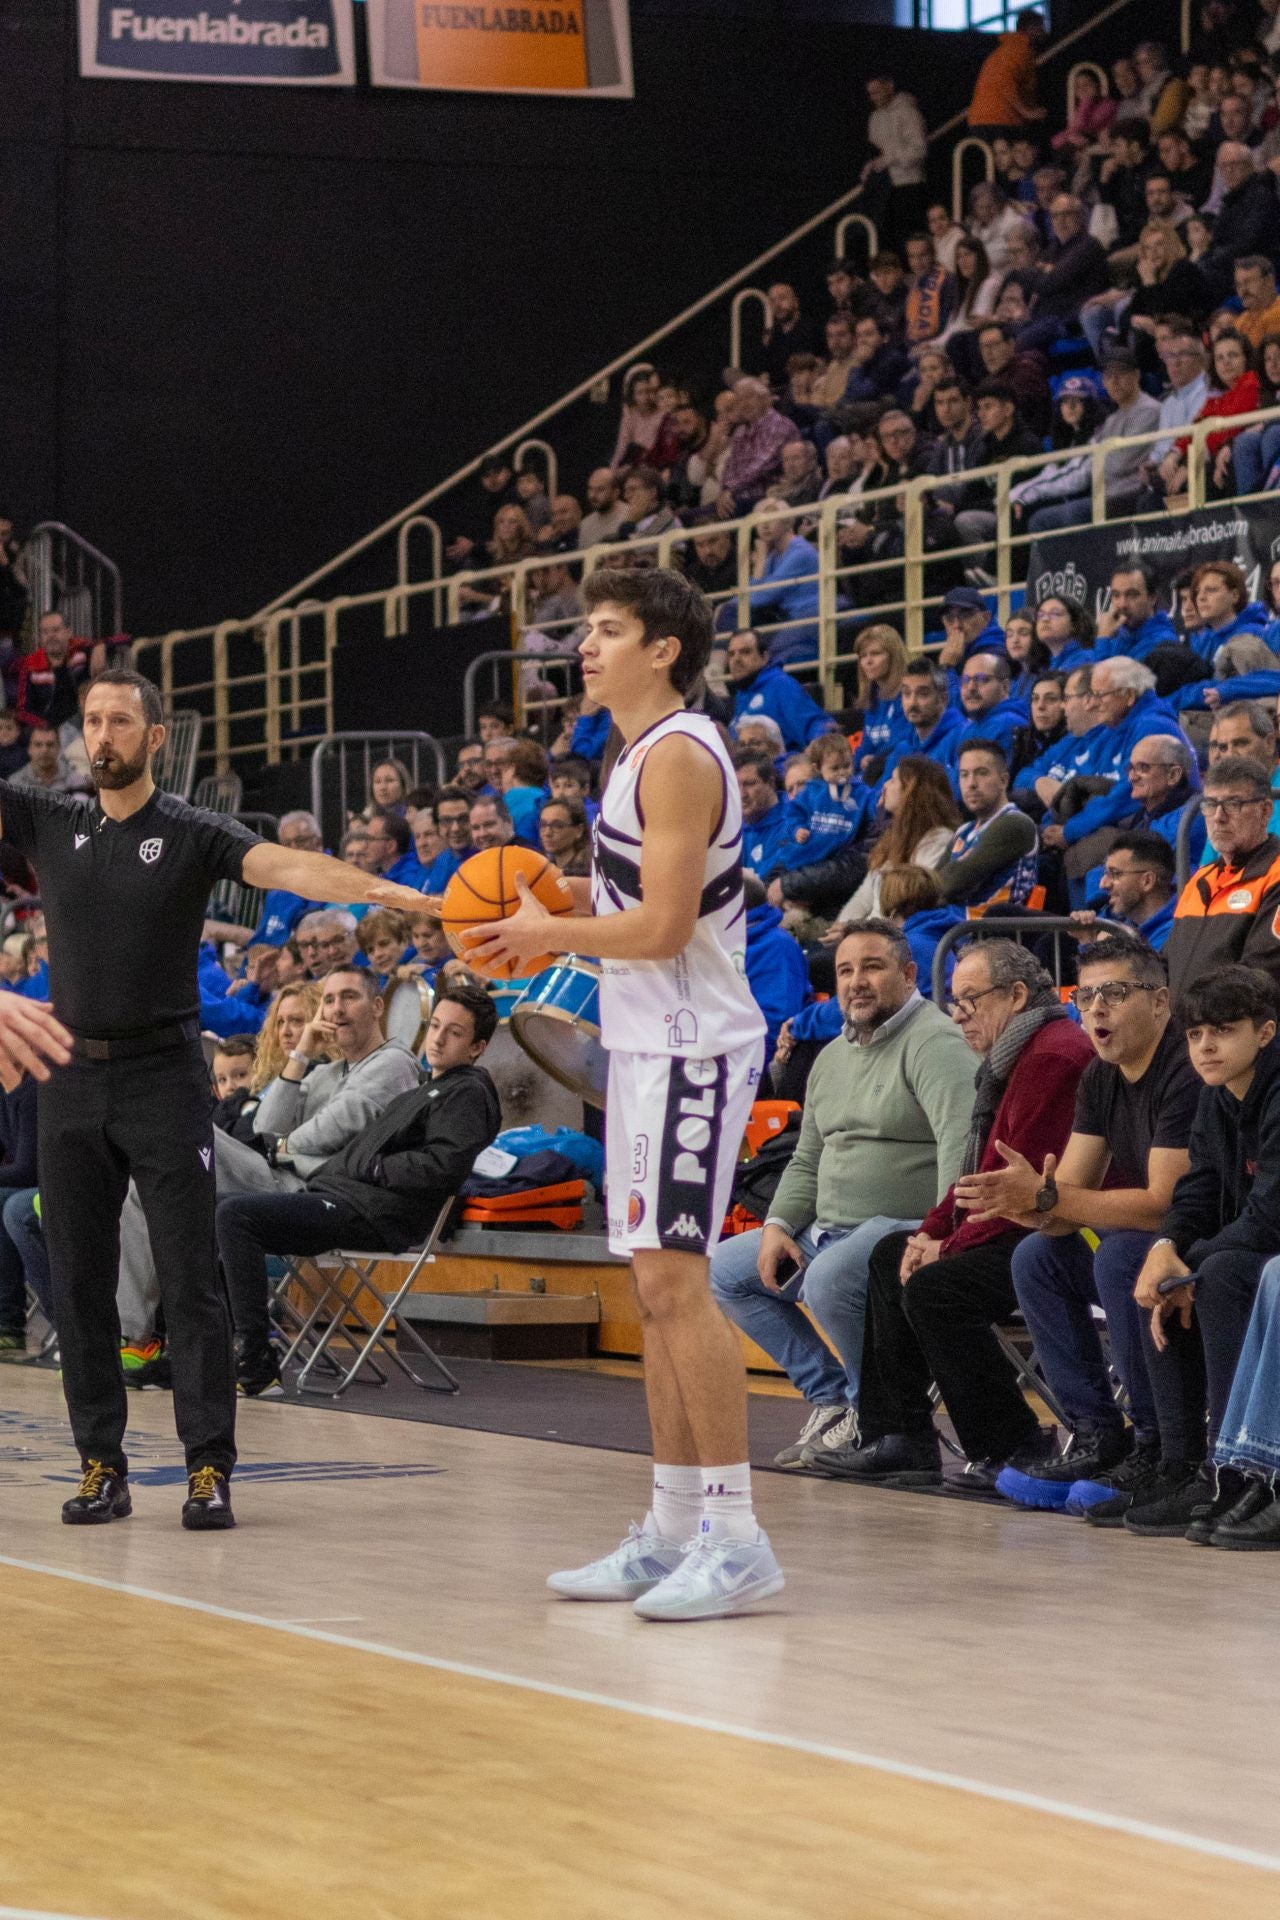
top-left (437, 6), bottom-right (1280, 660)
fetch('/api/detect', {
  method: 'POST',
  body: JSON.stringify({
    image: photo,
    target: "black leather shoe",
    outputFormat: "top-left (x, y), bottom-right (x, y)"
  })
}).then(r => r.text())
top-left (1209, 1480), bottom-right (1280, 1549)
top-left (1185, 1468), bottom-right (1249, 1545)
top-left (809, 1430), bottom-right (942, 1486)
top-left (181, 1466), bottom-right (236, 1531)
top-left (62, 1460), bottom-right (132, 1526)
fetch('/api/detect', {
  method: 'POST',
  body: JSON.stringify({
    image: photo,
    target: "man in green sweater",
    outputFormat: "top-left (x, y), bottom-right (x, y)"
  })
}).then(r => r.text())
top-left (710, 919), bottom-right (974, 1468)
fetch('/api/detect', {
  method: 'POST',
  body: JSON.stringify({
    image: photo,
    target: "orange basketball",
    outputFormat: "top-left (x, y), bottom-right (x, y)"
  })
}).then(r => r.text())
top-left (440, 845), bottom-right (575, 980)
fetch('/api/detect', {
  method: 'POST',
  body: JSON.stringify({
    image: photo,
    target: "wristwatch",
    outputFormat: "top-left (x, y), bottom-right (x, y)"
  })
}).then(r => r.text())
top-left (1034, 1170), bottom-right (1059, 1214)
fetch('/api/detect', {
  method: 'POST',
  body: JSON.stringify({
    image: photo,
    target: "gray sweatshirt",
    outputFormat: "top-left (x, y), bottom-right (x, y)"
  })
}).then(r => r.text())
top-left (254, 1040), bottom-right (422, 1178)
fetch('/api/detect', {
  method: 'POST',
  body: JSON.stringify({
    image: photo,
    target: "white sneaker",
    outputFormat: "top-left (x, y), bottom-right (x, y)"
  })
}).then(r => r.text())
top-left (774, 1402), bottom-right (848, 1469)
top-left (797, 1404), bottom-right (859, 1468)
top-left (633, 1528), bottom-right (785, 1622)
top-left (547, 1522), bottom-right (688, 1601)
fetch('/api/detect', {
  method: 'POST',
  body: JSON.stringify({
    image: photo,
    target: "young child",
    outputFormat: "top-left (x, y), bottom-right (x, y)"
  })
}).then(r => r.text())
top-left (788, 732), bottom-right (872, 860)
top-left (1123, 966), bottom-right (1280, 1540)
top-left (357, 907), bottom-right (414, 985)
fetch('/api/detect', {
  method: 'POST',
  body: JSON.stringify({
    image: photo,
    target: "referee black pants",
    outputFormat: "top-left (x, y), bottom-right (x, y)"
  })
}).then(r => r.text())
top-left (37, 1041), bottom-right (237, 1478)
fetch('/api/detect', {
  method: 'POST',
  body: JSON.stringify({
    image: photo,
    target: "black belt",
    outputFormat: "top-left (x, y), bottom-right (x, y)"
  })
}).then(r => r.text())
top-left (71, 1019), bottom-right (202, 1063)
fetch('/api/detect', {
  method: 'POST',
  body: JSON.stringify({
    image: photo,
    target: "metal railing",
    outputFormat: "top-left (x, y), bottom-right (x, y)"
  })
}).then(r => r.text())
top-left (309, 731), bottom-right (447, 849)
top-left (462, 649), bottom-right (580, 741)
top-left (1176, 792), bottom-right (1204, 892)
top-left (932, 913), bottom-right (1128, 1003)
top-left (250, 0), bottom-right (1156, 623)
top-left (24, 523), bottom-right (122, 639)
top-left (133, 404), bottom-right (1280, 777)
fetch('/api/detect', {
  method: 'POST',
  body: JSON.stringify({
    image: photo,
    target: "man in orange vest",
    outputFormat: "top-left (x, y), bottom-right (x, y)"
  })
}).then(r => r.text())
top-left (1166, 756), bottom-right (1280, 1002)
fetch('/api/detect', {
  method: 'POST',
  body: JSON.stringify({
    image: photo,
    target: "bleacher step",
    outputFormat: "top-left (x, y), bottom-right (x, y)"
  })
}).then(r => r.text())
top-left (397, 1289), bottom-right (600, 1362)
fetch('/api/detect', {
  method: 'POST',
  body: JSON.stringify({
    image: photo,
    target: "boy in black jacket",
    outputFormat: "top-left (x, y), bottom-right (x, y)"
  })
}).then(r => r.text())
top-left (216, 984), bottom-right (501, 1399)
top-left (1109, 967), bottom-right (1280, 1539)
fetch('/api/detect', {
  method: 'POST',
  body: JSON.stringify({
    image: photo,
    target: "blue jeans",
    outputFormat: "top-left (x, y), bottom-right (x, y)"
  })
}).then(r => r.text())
top-left (2, 1186), bottom-right (52, 1326)
top-left (1214, 1254), bottom-right (1280, 1479)
top-left (1011, 1228), bottom-right (1158, 1440)
top-left (1025, 496), bottom-right (1093, 535)
top-left (1232, 422), bottom-right (1280, 496)
top-left (710, 1216), bottom-right (919, 1404)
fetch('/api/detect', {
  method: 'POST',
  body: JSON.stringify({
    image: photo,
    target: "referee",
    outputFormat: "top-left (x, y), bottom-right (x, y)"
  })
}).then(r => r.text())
top-left (0, 669), bottom-right (426, 1531)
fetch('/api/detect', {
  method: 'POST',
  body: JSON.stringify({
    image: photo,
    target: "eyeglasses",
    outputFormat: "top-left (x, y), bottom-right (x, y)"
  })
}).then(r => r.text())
top-left (1201, 795), bottom-right (1269, 818)
top-left (1101, 863), bottom-right (1153, 883)
top-left (946, 984), bottom-right (1004, 1018)
top-left (1070, 981), bottom-right (1159, 1010)
top-left (959, 672), bottom-right (998, 688)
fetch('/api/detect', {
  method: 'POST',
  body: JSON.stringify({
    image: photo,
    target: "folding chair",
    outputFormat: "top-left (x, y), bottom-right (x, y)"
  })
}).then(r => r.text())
top-left (281, 1198), bottom-right (461, 1399)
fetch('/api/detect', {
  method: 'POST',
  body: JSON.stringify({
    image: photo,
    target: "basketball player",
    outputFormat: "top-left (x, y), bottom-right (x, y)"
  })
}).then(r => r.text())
top-left (468, 567), bottom-right (783, 1621)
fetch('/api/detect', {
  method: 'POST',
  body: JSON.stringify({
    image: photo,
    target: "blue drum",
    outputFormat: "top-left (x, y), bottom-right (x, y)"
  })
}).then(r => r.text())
top-left (489, 980), bottom-right (527, 1024)
top-left (508, 959), bottom-right (607, 1108)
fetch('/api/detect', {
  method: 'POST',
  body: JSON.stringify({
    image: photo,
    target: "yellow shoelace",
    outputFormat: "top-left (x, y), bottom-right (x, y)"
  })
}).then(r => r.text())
top-left (77, 1460), bottom-right (111, 1498)
top-left (188, 1466), bottom-right (222, 1501)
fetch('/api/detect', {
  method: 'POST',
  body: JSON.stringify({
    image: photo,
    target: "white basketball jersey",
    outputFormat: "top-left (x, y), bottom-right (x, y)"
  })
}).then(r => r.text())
top-left (591, 710), bottom-right (767, 1058)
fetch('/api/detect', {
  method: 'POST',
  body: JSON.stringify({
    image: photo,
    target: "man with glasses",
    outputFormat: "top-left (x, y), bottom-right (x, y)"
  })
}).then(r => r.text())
top-left (421, 786), bottom-right (474, 893)
top-left (1112, 734), bottom-right (1203, 869)
top-left (940, 650), bottom-right (1025, 787)
top-left (295, 910), bottom-right (363, 980)
top-left (1166, 755), bottom-right (1280, 999)
top-left (951, 938), bottom-right (1198, 1515)
top-left (1040, 656), bottom-right (1181, 903)
top-left (1095, 830), bottom-right (1178, 951)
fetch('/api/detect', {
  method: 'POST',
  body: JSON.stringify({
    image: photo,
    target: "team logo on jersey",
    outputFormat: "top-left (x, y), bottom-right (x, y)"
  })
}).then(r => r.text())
top-left (665, 1008), bottom-right (699, 1049)
top-left (1227, 887), bottom-right (1254, 911)
top-left (74, 832), bottom-right (89, 850)
top-left (139, 838), bottom-right (164, 864)
top-left (663, 1213), bottom-right (703, 1241)
top-left (627, 1190), bottom-right (645, 1232)
top-left (199, 1146), bottom-right (212, 1171)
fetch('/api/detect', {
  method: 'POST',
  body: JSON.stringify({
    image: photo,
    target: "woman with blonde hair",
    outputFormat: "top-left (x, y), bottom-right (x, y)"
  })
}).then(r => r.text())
top-left (457, 502), bottom-right (537, 616)
top-left (834, 754), bottom-right (959, 923)
top-left (251, 981), bottom-right (325, 1094)
top-left (851, 624), bottom-right (909, 777)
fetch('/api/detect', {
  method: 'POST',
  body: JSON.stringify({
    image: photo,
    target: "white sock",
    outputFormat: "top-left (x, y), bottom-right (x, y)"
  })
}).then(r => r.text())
top-left (700, 1462), bottom-right (758, 1543)
top-left (648, 1463), bottom-right (703, 1544)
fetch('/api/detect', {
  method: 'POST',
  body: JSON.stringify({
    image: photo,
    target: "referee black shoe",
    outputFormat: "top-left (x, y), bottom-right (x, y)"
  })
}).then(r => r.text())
top-left (62, 1460), bottom-right (132, 1525)
top-left (181, 1466), bottom-right (236, 1531)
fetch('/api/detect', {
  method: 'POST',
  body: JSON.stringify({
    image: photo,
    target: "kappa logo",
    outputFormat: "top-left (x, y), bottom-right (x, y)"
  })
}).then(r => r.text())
top-left (74, 833), bottom-right (89, 851)
top-left (198, 1146), bottom-right (212, 1171)
top-left (139, 837), bottom-right (163, 865)
top-left (664, 1213), bottom-right (703, 1241)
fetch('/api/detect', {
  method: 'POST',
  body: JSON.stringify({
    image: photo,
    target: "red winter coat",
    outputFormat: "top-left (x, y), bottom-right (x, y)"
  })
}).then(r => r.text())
top-left (921, 1016), bottom-right (1094, 1258)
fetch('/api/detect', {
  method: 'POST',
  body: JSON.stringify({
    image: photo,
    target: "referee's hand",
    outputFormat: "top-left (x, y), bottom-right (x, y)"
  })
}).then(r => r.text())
top-left (0, 997), bottom-right (73, 1089)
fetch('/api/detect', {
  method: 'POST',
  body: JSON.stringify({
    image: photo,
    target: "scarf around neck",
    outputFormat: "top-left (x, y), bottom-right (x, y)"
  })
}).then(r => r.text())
top-left (962, 1000), bottom-right (1068, 1177)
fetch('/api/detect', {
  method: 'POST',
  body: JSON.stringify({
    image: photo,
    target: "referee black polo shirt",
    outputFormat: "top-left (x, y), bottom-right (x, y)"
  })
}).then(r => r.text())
top-left (0, 784), bottom-right (262, 1040)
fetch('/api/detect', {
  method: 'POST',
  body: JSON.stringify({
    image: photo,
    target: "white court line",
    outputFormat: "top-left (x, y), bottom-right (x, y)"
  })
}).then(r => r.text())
top-left (0, 1907), bottom-right (111, 1920)
top-left (3, 1551), bottom-right (1278, 1880)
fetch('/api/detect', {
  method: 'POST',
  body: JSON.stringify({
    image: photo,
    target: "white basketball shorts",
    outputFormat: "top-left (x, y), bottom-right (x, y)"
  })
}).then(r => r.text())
top-left (604, 1041), bottom-right (765, 1258)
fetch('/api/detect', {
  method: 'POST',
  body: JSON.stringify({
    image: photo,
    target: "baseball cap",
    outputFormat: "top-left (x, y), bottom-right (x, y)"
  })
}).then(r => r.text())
top-left (942, 586), bottom-right (989, 613)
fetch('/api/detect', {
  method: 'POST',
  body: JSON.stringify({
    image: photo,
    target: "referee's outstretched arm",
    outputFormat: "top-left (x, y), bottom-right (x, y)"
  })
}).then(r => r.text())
top-left (241, 841), bottom-right (426, 918)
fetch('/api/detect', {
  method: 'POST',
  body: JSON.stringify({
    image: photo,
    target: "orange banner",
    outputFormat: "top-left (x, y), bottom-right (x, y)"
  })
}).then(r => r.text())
top-left (370, 0), bottom-right (633, 97)
top-left (414, 6), bottom-right (588, 91)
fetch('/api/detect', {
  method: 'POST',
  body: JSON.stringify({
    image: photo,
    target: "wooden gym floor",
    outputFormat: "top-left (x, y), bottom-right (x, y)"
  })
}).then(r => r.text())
top-left (1, 1365), bottom-right (1277, 1920)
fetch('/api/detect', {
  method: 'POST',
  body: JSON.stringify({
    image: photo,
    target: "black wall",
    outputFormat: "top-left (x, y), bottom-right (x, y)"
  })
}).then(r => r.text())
top-left (2, 1), bottom-right (1016, 633)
